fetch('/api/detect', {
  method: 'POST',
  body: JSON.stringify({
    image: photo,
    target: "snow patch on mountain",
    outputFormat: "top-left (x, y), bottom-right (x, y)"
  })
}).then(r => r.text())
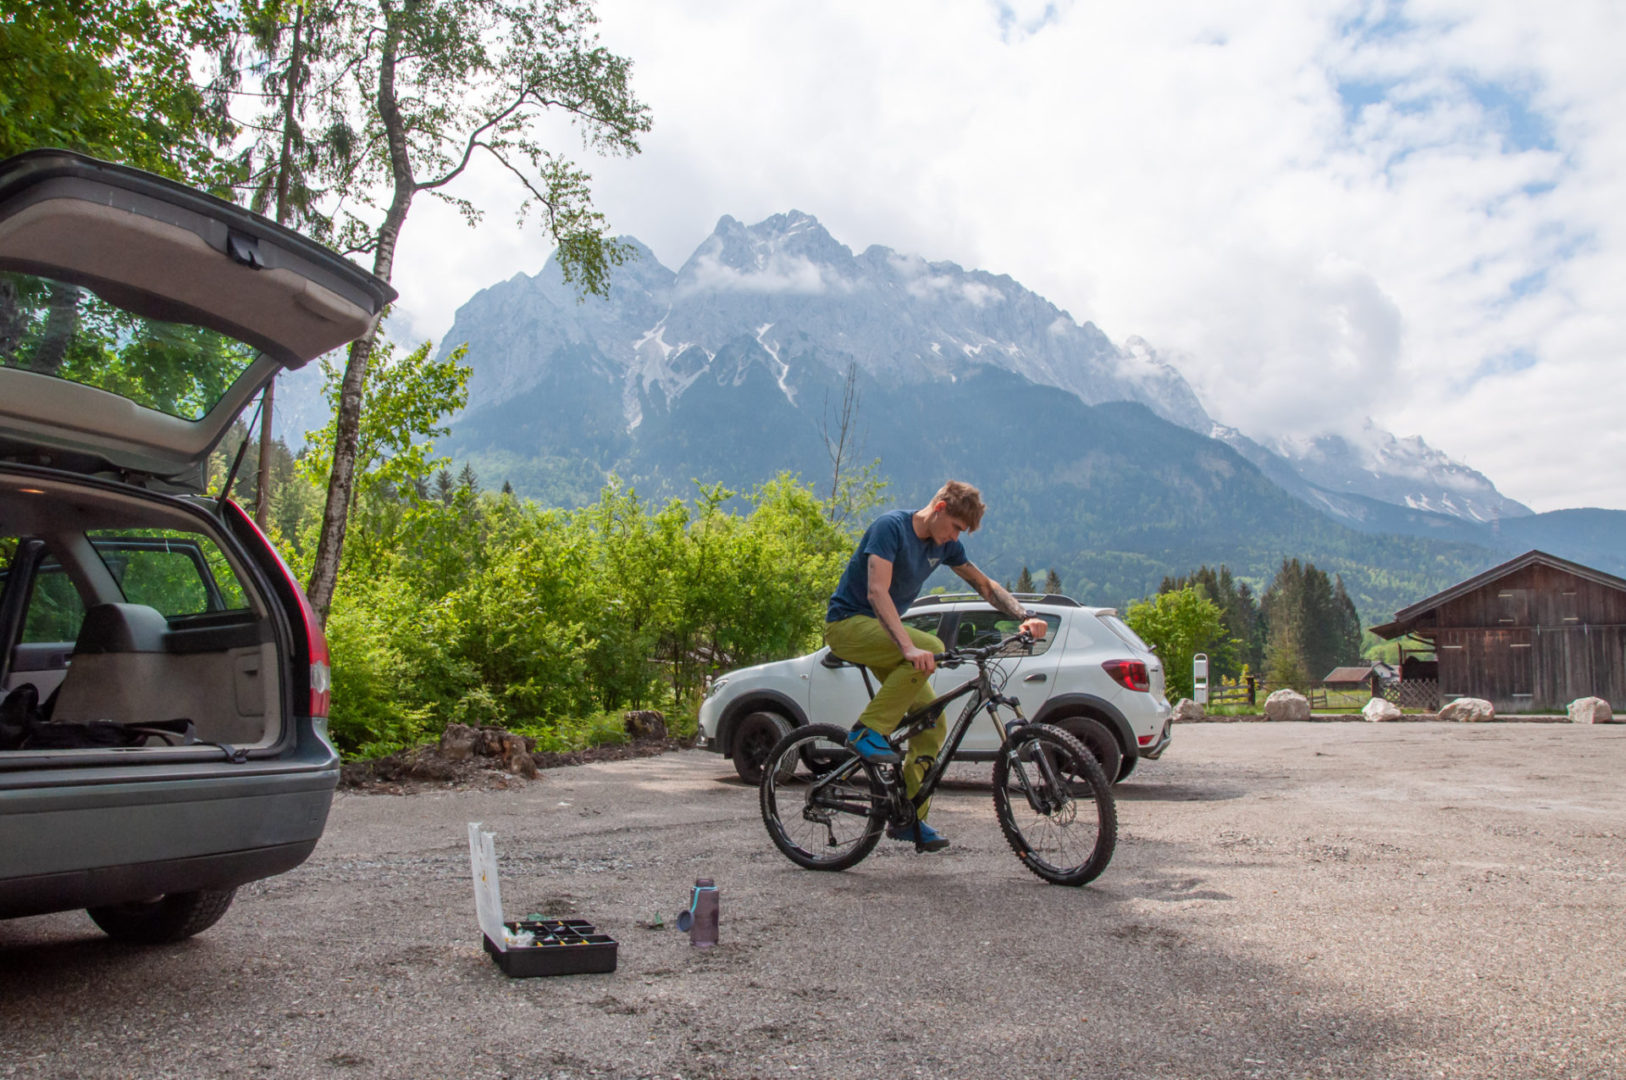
top-left (1262, 420), bottom-right (1532, 523)
top-left (429, 209), bottom-right (1527, 526)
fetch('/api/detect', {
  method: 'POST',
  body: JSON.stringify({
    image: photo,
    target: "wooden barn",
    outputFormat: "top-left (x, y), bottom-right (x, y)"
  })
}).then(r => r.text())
top-left (1370, 550), bottom-right (1626, 712)
top-left (1321, 663), bottom-right (1396, 692)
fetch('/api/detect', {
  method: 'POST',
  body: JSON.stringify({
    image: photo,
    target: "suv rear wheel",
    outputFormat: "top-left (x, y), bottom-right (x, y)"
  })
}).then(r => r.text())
top-left (1052, 716), bottom-right (1124, 785)
top-left (86, 888), bottom-right (237, 944)
top-left (732, 711), bottom-right (792, 784)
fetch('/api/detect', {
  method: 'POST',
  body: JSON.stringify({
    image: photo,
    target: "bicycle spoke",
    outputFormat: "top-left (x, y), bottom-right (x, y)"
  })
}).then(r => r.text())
top-left (761, 724), bottom-right (887, 871)
top-left (993, 724), bottom-right (1116, 886)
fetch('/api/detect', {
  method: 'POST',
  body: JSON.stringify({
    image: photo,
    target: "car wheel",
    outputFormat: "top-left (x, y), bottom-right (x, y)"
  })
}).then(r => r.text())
top-left (86, 888), bottom-right (236, 944)
top-left (1053, 716), bottom-right (1124, 785)
top-left (732, 711), bottom-right (792, 784)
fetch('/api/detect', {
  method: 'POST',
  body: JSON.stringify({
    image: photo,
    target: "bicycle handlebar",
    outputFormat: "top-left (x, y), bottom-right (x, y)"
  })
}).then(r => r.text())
top-left (933, 631), bottom-right (1035, 668)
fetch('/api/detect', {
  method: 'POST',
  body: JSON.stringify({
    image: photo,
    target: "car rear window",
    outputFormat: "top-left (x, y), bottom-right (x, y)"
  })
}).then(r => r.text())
top-left (90, 530), bottom-right (249, 617)
top-left (0, 538), bottom-right (84, 643)
top-left (901, 612), bottom-right (943, 638)
top-left (1098, 613), bottom-right (1153, 654)
top-left (18, 556), bottom-right (84, 643)
top-left (0, 270), bottom-right (260, 421)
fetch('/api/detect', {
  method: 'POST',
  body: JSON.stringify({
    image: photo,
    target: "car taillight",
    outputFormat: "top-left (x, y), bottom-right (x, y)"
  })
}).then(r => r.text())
top-left (225, 500), bottom-right (329, 718)
top-left (1102, 659), bottom-right (1151, 693)
top-left (301, 591), bottom-right (332, 720)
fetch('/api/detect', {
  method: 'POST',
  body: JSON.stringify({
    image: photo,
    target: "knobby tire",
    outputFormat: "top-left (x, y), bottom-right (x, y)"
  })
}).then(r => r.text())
top-left (759, 723), bottom-right (887, 871)
top-left (992, 723), bottom-right (1116, 886)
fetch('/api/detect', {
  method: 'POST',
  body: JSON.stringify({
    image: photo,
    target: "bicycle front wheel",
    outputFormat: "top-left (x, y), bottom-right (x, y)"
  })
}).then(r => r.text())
top-left (760, 724), bottom-right (887, 871)
top-left (993, 723), bottom-right (1116, 886)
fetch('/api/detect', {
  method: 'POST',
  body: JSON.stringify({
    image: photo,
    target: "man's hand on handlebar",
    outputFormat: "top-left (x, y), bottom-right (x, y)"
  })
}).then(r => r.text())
top-left (1020, 617), bottom-right (1048, 640)
top-left (903, 644), bottom-right (937, 674)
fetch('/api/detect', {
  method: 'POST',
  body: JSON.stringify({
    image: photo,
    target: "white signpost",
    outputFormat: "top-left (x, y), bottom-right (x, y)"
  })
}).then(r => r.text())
top-left (1193, 653), bottom-right (1209, 706)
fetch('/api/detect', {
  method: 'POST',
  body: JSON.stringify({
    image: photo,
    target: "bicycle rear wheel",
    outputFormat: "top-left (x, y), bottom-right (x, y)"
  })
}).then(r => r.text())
top-left (760, 724), bottom-right (887, 871)
top-left (992, 723), bottom-right (1116, 886)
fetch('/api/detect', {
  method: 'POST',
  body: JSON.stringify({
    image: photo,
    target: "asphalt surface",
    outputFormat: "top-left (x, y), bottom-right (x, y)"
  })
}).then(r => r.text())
top-left (2, 721), bottom-right (1624, 1080)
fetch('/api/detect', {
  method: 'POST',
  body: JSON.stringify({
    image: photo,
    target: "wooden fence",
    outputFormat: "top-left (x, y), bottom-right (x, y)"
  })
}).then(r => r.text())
top-left (1205, 676), bottom-right (1437, 711)
top-left (1381, 678), bottom-right (1440, 711)
top-left (1208, 677), bottom-right (1259, 707)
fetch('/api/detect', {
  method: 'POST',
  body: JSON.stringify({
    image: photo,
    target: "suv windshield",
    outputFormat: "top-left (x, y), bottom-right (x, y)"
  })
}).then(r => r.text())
top-left (0, 270), bottom-right (259, 420)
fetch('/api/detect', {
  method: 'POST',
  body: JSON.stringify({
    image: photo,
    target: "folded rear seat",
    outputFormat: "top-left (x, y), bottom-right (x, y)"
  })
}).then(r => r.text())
top-left (50, 603), bottom-right (172, 728)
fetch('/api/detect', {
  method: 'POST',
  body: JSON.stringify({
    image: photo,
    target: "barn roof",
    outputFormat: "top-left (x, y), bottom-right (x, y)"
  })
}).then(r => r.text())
top-left (1322, 665), bottom-right (1378, 685)
top-left (1369, 549), bottom-right (1626, 640)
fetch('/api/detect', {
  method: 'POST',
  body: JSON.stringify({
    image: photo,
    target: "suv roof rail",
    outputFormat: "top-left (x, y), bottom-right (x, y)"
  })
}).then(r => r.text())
top-left (909, 592), bottom-right (1082, 609)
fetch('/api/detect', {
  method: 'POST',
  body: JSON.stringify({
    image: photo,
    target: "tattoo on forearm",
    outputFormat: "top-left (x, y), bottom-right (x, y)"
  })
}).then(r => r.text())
top-left (980, 579), bottom-right (1026, 620)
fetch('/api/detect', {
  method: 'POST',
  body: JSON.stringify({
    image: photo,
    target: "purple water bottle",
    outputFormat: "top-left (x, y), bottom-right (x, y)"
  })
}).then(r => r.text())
top-left (687, 878), bottom-right (719, 947)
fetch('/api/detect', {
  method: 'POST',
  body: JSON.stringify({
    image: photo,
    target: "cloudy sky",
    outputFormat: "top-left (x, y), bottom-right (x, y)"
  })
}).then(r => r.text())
top-left (383, 0), bottom-right (1624, 514)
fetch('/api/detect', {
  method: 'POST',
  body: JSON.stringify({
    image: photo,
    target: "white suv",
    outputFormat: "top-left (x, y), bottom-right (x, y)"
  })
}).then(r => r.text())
top-left (698, 593), bottom-right (1173, 784)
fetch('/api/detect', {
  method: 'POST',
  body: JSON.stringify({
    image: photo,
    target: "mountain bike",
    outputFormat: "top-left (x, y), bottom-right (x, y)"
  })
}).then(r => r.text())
top-left (758, 632), bottom-right (1117, 886)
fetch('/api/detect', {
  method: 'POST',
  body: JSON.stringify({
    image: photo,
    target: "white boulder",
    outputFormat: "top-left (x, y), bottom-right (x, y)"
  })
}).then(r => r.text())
top-left (1263, 689), bottom-right (1311, 722)
top-left (1172, 698), bottom-right (1205, 722)
top-left (1568, 697), bottom-right (1613, 724)
top-left (1439, 697), bottom-right (1495, 723)
top-left (1362, 698), bottom-right (1403, 723)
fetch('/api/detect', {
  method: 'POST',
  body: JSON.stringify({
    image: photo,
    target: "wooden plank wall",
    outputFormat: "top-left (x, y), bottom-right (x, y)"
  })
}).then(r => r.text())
top-left (1431, 564), bottom-right (1626, 710)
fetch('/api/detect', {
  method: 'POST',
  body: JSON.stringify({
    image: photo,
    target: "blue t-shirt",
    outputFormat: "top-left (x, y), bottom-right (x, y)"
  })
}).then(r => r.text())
top-left (826, 509), bottom-right (968, 622)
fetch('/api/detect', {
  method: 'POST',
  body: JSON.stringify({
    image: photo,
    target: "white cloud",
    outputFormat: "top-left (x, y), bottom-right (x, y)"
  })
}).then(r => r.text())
top-left (378, 0), bottom-right (1626, 513)
top-left (676, 247), bottom-right (842, 296)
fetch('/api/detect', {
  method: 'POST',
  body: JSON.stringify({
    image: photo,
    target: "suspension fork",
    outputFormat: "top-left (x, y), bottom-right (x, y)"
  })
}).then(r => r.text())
top-left (1001, 701), bottom-right (1068, 815)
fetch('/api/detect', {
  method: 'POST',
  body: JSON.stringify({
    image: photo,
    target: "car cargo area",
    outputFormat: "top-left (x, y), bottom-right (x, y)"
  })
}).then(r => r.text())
top-left (0, 470), bottom-right (286, 763)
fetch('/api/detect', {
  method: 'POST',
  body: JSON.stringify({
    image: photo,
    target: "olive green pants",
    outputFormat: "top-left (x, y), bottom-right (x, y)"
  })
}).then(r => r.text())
top-left (824, 614), bottom-right (946, 818)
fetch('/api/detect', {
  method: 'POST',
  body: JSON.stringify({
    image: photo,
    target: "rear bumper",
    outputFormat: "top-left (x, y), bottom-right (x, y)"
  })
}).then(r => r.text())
top-left (1138, 716), bottom-right (1174, 760)
top-left (0, 762), bottom-right (337, 918)
top-left (0, 840), bottom-right (319, 918)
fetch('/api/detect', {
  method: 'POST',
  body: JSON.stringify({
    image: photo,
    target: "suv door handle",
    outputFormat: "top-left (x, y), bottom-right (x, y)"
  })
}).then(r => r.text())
top-left (1024, 673), bottom-right (1047, 683)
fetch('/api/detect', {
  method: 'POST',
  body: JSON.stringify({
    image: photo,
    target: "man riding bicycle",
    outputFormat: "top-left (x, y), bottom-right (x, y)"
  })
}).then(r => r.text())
top-left (824, 480), bottom-right (1048, 852)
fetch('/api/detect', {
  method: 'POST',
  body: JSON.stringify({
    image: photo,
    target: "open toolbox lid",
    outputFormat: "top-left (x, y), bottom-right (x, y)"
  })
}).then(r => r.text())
top-left (0, 149), bottom-right (395, 490)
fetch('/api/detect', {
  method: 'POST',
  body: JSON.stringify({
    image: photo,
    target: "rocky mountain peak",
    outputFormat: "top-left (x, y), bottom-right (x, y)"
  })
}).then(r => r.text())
top-left (1264, 420), bottom-right (1532, 522)
top-left (406, 210), bottom-right (1531, 530)
top-left (675, 211), bottom-right (856, 297)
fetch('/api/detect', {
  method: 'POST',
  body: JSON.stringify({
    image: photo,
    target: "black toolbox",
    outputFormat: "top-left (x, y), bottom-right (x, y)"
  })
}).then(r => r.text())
top-left (482, 919), bottom-right (618, 977)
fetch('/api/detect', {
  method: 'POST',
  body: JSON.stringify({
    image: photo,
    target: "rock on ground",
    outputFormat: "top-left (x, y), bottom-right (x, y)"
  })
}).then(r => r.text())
top-left (1362, 697), bottom-right (1403, 722)
top-left (1568, 696), bottom-right (1613, 724)
top-left (1264, 688), bottom-right (1311, 722)
top-left (1439, 697), bottom-right (1496, 723)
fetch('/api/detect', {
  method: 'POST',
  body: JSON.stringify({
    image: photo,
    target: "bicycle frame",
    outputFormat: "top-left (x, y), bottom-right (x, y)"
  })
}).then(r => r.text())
top-left (813, 641), bottom-right (1032, 821)
top-left (764, 631), bottom-right (1117, 883)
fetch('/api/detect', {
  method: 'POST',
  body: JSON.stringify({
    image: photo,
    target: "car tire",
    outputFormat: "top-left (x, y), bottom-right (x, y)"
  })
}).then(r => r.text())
top-left (1053, 716), bottom-right (1124, 785)
top-left (86, 888), bottom-right (236, 944)
top-left (732, 711), bottom-right (793, 784)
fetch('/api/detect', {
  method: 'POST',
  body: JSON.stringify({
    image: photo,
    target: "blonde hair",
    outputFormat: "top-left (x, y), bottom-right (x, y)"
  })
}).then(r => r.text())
top-left (932, 480), bottom-right (985, 531)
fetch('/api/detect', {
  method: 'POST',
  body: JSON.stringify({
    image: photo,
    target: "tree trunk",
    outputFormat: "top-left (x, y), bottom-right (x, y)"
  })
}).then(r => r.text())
top-left (31, 282), bottom-right (81, 375)
top-left (256, 6), bottom-right (305, 529)
top-left (305, 3), bottom-right (416, 624)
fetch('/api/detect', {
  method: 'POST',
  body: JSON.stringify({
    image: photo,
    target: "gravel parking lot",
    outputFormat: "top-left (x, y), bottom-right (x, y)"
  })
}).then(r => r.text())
top-left (3, 721), bottom-right (1624, 1080)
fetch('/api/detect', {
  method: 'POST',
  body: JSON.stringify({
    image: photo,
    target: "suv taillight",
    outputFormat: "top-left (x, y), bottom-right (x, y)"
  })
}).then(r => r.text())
top-left (225, 501), bottom-right (329, 718)
top-left (1102, 659), bottom-right (1151, 693)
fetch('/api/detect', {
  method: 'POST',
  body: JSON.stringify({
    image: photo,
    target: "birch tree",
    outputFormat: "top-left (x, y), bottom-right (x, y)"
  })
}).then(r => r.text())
top-left (300, 0), bottom-right (650, 622)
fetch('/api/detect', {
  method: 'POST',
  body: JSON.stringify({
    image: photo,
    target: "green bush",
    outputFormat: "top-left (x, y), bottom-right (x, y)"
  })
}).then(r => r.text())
top-left (313, 473), bottom-right (853, 759)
